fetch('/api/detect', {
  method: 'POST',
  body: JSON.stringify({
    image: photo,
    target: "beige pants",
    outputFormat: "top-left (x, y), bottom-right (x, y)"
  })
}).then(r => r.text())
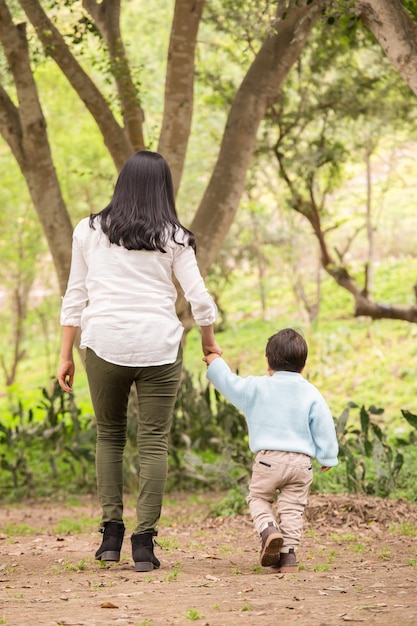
top-left (246, 450), bottom-right (313, 549)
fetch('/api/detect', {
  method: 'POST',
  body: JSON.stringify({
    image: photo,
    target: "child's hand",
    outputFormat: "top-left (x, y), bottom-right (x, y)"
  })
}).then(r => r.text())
top-left (203, 353), bottom-right (221, 367)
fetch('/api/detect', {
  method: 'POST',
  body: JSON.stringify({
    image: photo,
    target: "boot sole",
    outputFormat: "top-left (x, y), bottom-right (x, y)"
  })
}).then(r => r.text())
top-left (260, 534), bottom-right (283, 567)
top-left (275, 564), bottom-right (298, 573)
top-left (95, 551), bottom-right (121, 561)
top-left (134, 561), bottom-right (160, 572)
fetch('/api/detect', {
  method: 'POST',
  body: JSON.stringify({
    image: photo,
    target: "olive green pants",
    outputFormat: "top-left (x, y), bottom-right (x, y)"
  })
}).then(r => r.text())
top-left (86, 347), bottom-right (183, 534)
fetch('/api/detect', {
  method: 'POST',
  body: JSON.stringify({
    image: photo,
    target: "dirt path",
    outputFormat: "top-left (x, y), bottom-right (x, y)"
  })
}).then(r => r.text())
top-left (1, 492), bottom-right (416, 626)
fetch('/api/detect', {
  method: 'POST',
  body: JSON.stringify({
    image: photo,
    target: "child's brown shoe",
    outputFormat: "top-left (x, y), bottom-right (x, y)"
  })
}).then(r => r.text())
top-left (259, 522), bottom-right (283, 567)
top-left (273, 547), bottom-right (298, 573)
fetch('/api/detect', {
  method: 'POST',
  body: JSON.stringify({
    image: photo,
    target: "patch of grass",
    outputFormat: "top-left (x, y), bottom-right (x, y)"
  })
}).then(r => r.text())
top-left (2, 523), bottom-right (37, 536)
top-left (390, 522), bottom-right (417, 536)
top-left (378, 547), bottom-right (392, 561)
top-left (188, 540), bottom-right (205, 551)
top-left (185, 608), bottom-right (203, 620)
top-left (313, 564), bottom-right (329, 572)
top-left (330, 533), bottom-right (358, 543)
top-left (65, 558), bottom-right (87, 571)
top-left (54, 517), bottom-right (100, 535)
top-left (164, 566), bottom-right (181, 582)
top-left (218, 544), bottom-right (240, 557)
top-left (242, 603), bottom-right (251, 611)
top-left (327, 550), bottom-right (336, 564)
top-left (350, 543), bottom-right (366, 553)
top-left (156, 537), bottom-right (179, 552)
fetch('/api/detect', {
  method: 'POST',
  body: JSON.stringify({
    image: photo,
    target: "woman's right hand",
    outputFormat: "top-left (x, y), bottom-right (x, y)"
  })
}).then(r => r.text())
top-left (57, 358), bottom-right (75, 393)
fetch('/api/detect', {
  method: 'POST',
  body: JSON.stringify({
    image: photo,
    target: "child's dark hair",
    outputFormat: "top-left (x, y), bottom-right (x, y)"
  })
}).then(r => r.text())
top-left (265, 328), bottom-right (307, 372)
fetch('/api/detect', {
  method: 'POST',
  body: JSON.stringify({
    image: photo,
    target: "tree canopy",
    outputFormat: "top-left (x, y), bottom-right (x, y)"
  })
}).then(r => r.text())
top-left (1, 0), bottom-right (417, 342)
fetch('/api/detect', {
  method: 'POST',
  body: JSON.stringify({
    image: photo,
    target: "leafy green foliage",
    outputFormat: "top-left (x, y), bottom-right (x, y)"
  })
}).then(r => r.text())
top-left (3, 368), bottom-right (417, 506)
top-left (0, 380), bottom-right (96, 499)
top-left (166, 369), bottom-right (251, 490)
top-left (334, 403), bottom-right (406, 497)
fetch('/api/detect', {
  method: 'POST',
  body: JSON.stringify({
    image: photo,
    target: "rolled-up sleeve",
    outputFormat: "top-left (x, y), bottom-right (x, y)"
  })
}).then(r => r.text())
top-left (60, 229), bottom-right (88, 327)
top-left (172, 245), bottom-right (217, 326)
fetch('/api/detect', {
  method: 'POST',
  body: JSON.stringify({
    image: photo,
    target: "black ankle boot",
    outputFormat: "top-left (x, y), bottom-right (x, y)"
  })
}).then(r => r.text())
top-left (95, 522), bottom-right (125, 562)
top-left (131, 532), bottom-right (160, 572)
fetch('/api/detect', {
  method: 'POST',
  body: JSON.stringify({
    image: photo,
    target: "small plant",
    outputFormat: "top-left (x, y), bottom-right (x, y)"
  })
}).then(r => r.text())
top-left (185, 608), bottom-right (203, 621)
top-left (2, 523), bottom-right (36, 536)
top-left (218, 544), bottom-right (238, 556)
top-left (327, 550), bottom-right (336, 564)
top-left (65, 559), bottom-right (87, 571)
top-left (330, 533), bottom-right (358, 543)
top-left (313, 564), bottom-right (329, 572)
top-left (164, 568), bottom-right (180, 582)
top-left (136, 620), bottom-right (151, 626)
top-left (54, 517), bottom-right (98, 534)
top-left (242, 603), bottom-right (251, 611)
top-left (350, 544), bottom-right (366, 553)
top-left (156, 537), bottom-right (179, 552)
top-left (378, 547), bottom-right (392, 561)
top-left (390, 522), bottom-right (417, 536)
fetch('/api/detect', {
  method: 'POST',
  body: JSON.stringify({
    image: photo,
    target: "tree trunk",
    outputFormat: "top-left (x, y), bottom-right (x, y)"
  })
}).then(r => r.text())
top-left (356, 0), bottom-right (417, 96)
top-left (190, 0), bottom-right (327, 277)
top-left (0, 3), bottom-right (73, 294)
top-left (158, 0), bottom-right (206, 195)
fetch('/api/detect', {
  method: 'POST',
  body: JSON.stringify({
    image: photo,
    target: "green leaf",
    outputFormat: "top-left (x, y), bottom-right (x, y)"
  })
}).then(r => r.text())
top-left (401, 410), bottom-right (417, 429)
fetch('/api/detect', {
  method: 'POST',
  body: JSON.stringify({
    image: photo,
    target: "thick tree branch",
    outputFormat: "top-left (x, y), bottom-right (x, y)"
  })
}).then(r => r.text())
top-left (82, 0), bottom-right (145, 151)
top-left (356, 0), bottom-right (417, 96)
top-left (19, 0), bottom-right (133, 170)
top-left (158, 0), bottom-right (206, 195)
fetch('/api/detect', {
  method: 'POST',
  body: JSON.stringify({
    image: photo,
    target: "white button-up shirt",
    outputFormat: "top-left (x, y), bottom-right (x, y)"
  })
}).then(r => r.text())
top-left (60, 218), bottom-right (217, 366)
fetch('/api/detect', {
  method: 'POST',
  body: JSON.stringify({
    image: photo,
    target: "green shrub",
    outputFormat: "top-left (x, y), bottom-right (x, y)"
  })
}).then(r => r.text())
top-left (2, 374), bottom-right (417, 503)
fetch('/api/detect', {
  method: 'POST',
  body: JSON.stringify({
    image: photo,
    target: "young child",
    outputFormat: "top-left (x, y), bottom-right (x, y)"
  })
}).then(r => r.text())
top-left (204, 328), bottom-right (338, 572)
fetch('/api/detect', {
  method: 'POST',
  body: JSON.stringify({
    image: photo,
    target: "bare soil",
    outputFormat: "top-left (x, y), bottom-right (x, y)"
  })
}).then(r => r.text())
top-left (1, 492), bottom-right (417, 626)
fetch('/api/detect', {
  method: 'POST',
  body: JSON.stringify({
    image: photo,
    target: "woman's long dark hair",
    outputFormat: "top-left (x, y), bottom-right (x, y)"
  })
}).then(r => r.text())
top-left (90, 150), bottom-right (195, 252)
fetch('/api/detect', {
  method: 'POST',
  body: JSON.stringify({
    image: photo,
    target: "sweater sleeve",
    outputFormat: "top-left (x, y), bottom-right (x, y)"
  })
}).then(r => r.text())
top-left (309, 396), bottom-right (339, 467)
top-left (206, 358), bottom-right (247, 413)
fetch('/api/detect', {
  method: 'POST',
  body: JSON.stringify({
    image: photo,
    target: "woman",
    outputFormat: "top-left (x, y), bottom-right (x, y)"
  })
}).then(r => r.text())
top-left (57, 150), bottom-right (221, 571)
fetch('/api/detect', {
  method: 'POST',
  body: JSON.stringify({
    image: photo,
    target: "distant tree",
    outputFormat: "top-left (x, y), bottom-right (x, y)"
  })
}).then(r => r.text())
top-left (259, 16), bottom-right (417, 322)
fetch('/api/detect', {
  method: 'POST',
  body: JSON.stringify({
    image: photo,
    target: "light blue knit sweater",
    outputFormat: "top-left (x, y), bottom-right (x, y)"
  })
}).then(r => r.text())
top-left (206, 358), bottom-right (338, 467)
